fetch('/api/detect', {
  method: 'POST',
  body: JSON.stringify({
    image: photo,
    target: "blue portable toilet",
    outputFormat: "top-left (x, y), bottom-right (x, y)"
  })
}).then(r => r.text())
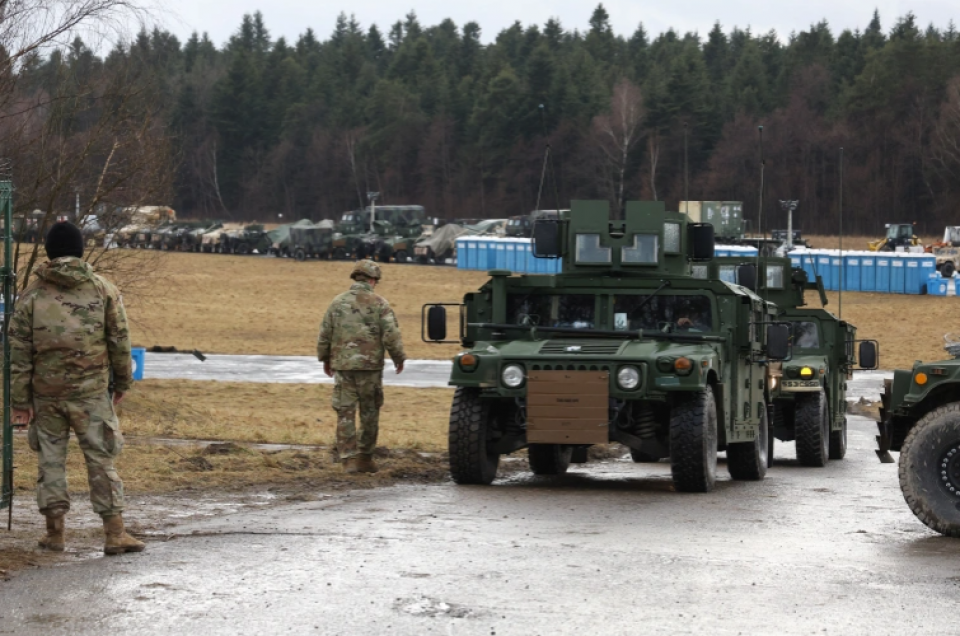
top-left (928, 275), bottom-right (950, 296)
top-left (494, 240), bottom-right (507, 269)
top-left (904, 256), bottom-right (922, 294)
top-left (456, 237), bottom-right (468, 270)
top-left (475, 238), bottom-right (488, 270)
top-left (919, 255), bottom-right (937, 293)
top-left (860, 255), bottom-right (876, 292)
top-left (466, 239), bottom-right (478, 270)
top-left (790, 254), bottom-right (802, 273)
top-left (816, 255), bottom-right (832, 290)
top-left (523, 240), bottom-right (535, 274)
top-left (842, 254), bottom-right (861, 291)
top-left (831, 256), bottom-right (842, 291)
top-left (132, 347), bottom-right (146, 381)
top-left (890, 255), bottom-right (906, 294)
top-left (504, 239), bottom-right (517, 272)
top-left (875, 256), bottom-right (891, 292)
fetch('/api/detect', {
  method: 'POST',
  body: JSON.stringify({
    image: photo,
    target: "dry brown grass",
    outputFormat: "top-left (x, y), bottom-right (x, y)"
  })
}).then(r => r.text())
top-left (119, 379), bottom-right (453, 450)
top-left (126, 252), bottom-right (487, 360)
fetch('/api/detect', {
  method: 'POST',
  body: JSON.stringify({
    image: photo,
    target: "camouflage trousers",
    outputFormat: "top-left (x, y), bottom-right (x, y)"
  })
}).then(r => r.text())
top-left (331, 370), bottom-right (384, 459)
top-left (27, 393), bottom-right (125, 519)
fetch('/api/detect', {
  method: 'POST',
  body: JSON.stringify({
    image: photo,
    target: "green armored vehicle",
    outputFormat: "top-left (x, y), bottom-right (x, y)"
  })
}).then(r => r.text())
top-left (877, 336), bottom-right (960, 537)
top-left (423, 200), bottom-right (793, 492)
top-left (707, 256), bottom-right (878, 466)
top-left (290, 221), bottom-right (334, 260)
top-left (331, 205), bottom-right (426, 260)
top-left (220, 224), bottom-right (270, 254)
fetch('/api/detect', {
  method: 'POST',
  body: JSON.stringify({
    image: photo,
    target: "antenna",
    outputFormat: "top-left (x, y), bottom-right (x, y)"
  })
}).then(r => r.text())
top-left (535, 145), bottom-right (550, 213)
top-left (756, 126), bottom-right (765, 300)
top-left (839, 147), bottom-right (844, 320)
top-left (683, 122), bottom-right (689, 215)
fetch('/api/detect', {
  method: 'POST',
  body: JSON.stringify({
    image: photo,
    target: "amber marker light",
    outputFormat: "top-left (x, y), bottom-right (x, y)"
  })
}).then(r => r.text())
top-left (915, 372), bottom-right (928, 386)
top-left (674, 357), bottom-right (693, 375)
top-left (799, 367), bottom-right (814, 379)
top-left (458, 354), bottom-right (478, 371)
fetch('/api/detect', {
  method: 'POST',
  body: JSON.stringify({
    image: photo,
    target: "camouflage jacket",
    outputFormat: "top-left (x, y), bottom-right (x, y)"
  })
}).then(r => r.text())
top-left (317, 281), bottom-right (406, 371)
top-left (9, 257), bottom-right (132, 408)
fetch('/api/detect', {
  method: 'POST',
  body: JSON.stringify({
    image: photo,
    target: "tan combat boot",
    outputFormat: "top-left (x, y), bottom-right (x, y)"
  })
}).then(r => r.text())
top-left (356, 454), bottom-right (379, 474)
top-left (37, 515), bottom-right (65, 552)
top-left (103, 515), bottom-right (146, 555)
top-left (342, 457), bottom-right (360, 474)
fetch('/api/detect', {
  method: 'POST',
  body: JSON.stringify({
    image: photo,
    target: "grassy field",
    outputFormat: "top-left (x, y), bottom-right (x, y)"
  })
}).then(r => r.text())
top-left (121, 249), bottom-right (958, 370)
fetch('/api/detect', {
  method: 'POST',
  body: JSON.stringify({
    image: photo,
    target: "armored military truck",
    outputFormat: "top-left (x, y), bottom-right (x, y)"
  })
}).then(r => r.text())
top-left (423, 200), bottom-right (793, 492)
top-left (877, 337), bottom-right (960, 537)
top-left (706, 256), bottom-right (878, 466)
top-left (331, 205), bottom-right (426, 260)
top-left (290, 221), bottom-right (334, 260)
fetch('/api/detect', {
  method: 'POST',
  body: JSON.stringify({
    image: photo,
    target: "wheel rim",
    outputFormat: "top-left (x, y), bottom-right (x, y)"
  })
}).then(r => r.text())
top-left (938, 444), bottom-right (960, 498)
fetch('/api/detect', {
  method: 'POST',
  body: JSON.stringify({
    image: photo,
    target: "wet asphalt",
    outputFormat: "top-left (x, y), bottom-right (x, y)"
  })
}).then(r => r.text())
top-left (3, 415), bottom-right (959, 635)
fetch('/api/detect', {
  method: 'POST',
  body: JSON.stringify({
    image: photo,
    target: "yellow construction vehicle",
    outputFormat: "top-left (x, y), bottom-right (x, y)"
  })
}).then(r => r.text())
top-left (868, 223), bottom-right (920, 251)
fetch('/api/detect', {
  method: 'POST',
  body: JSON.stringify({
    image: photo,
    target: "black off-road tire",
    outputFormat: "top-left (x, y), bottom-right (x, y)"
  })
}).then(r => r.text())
top-left (294, 249), bottom-right (306, 262)
top-left (669, 386), bottom-right (719, 493)
top-left (829, 415), bottom-right (848, 460)
top-left (899, 403), bottom-right (960, 537)
top-left (379, 246), bottom-right (393, 263)
top-left (727, 404), bottom-right (769, 481)
top-left (333, 247), bottom-right (347, 260)
top-left (630, 448), bottom-right (662, 463)
top-left (448, 387), bottom-right (500, 485)
top-left (942, 262), bottom-right (956, 279)
top-left (795, 390), bottom-right (829, 467)
top-left (395, 250), bottom-right (409, 263)
top-left (528, 444), bottom-right (573, 475)
top-left (237, 243), bottom-right (250, 255)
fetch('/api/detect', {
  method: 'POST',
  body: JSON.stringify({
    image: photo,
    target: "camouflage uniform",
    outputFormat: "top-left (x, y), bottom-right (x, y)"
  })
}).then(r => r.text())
top-left (10, 257), bottom-right (133, 519)
top-left (317, 268), bottom-right (405, 460)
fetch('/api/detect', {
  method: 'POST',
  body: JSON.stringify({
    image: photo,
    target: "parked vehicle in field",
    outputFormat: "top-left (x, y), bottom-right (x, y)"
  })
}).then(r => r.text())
top-left (422, 200), bottom-right (792, 491)
top-left (926, 226), bottom-right (960, 278)
top-left (201, 222), bottom-right (244, 253)
top-left (290, 221), bottom-right (334, 260)
top-left (869, 223), bottom-right (920, 252)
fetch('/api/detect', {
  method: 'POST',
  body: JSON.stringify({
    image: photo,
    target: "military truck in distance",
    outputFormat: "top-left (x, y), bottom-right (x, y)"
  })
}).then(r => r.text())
top-left (706, 256), bottom-right (878, 466)
top-left (290, 221), bottom-right (334, 260)
top-left (331, 205), bottom-right (426, 260)
top-left (423, 200), bottom-right (793, 492)
top-left (220, 224), bottom-right (271, 254)
top-left (877, 338), bottom-right (960, 537)
top-left (505, 210), bottom-right (563, 238)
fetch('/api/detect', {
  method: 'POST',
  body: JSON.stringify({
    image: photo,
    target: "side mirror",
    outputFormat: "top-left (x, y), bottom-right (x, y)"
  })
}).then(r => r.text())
top-left (858, 340), bottom-right (879, 370)
top-left (766, 324), bottom-right (791, 360)
top-left (532, 220), bottom-right (561, 258)
top-left (737, 264), bottom-right (758, 292)
top-left (427, 305), bottom-right (447, 341)
top-left (688, 223), bottom-right (714, 262)
top-left (791, 268), bottom-right (808, 286)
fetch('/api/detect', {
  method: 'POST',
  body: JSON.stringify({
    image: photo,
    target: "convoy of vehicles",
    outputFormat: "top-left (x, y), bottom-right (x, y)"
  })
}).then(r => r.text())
top-left (423, 200), bottom-right (805, 491)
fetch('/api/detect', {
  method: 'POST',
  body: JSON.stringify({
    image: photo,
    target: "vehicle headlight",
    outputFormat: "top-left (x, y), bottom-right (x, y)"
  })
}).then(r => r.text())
top-left (770, 376), bottom-right (779, 390)
top-left (799, 366), bottom-right (814, 379)
top-left (617, 366), bottom-right (641, 390)
top-left (501, 364), bottom-right (525, 388)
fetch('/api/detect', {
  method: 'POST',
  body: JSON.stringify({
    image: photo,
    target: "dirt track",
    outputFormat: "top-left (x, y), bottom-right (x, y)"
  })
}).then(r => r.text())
top-left (2, 416), bottom-right (958, 635)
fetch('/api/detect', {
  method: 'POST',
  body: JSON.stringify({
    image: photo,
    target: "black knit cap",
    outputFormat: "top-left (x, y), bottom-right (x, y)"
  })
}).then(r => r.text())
top-left (45, 221), bottom-right (84, 260)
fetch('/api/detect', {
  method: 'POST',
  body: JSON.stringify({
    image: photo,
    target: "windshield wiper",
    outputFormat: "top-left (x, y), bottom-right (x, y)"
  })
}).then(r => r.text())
top-left (629, 280), bottom-right (672, 317)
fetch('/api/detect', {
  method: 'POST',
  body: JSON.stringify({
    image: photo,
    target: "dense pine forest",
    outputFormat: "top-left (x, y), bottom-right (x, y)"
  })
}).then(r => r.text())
top-left (12, 6), bottom-right (960, 234)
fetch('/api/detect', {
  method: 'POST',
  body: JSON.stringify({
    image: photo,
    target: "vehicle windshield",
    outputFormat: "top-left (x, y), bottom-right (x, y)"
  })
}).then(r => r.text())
top-left (506, 294), bottom-right (595, 329)
top-left (612, 294), bottom-right (714, 332)
top-left (791, 321), bottom-right (820, 349)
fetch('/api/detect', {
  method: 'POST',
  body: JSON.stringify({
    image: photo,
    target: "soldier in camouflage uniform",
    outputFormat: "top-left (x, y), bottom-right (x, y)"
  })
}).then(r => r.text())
top-left (9, 222), bottom-right (145, 555)
top-left (318, 260), bottom-right (406, 474)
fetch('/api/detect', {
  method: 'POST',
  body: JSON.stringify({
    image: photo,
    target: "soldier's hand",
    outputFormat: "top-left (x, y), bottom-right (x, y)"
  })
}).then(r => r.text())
top-left (323, 361), bottom-right (332, 377)
top-left (12, 407), bottom-right (33, 428)
top-left (112, 391), bottom-right (125, 406)
top-left (395, 361), bottom-right (404, 374)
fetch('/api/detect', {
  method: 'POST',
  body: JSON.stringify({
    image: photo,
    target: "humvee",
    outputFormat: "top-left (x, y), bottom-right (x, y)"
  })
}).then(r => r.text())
top-left (423, 200), bottom-right (793, 492)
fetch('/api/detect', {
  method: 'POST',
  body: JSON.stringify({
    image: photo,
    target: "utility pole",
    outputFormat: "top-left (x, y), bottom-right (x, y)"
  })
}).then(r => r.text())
top-left (367, 191), bottom-right (380, 233)
top-left (1, 161), bottom-right (13, 529)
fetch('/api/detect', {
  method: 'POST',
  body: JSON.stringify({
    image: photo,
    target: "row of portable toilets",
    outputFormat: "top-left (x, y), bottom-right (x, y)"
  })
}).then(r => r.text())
top-left (454, 239), bottom-right (952, 296)
top-left (788, 249), bottom-right (945, 295)
top-left (454, 237), bottom-right (760, 275)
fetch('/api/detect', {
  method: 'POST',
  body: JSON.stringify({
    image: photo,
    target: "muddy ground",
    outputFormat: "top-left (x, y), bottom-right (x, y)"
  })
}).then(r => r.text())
top-left (2, 417), bottom-right (959, 635)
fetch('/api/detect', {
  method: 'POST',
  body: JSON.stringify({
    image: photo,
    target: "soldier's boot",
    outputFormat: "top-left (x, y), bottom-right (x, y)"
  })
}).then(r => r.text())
top-left (356, 454), bottom-right (379, 474)
top-left (342, 457), bottom-right (360, 474)
top-left (102, 515), bottom-right (146, 555)
top-left (37, 515), bottom-right (65, 552)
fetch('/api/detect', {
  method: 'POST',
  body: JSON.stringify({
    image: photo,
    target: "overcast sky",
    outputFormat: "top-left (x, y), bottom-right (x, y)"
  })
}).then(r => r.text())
top-left (158, 1), bottom-right (957, 47)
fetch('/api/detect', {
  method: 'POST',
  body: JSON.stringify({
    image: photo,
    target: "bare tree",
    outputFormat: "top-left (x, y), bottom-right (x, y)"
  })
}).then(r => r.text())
top-left (590, 78), bottom-right (644, 218)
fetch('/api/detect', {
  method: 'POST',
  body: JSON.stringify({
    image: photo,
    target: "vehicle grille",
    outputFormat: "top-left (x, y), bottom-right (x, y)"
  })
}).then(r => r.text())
top-left (529, 363), bottom-right (613, 372)
top-left (538, 340), bottom-right (624, 355)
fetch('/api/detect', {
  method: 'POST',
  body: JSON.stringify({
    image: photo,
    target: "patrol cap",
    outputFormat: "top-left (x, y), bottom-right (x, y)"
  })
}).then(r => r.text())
top-left (351, 259), bottom-right (382, 281)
